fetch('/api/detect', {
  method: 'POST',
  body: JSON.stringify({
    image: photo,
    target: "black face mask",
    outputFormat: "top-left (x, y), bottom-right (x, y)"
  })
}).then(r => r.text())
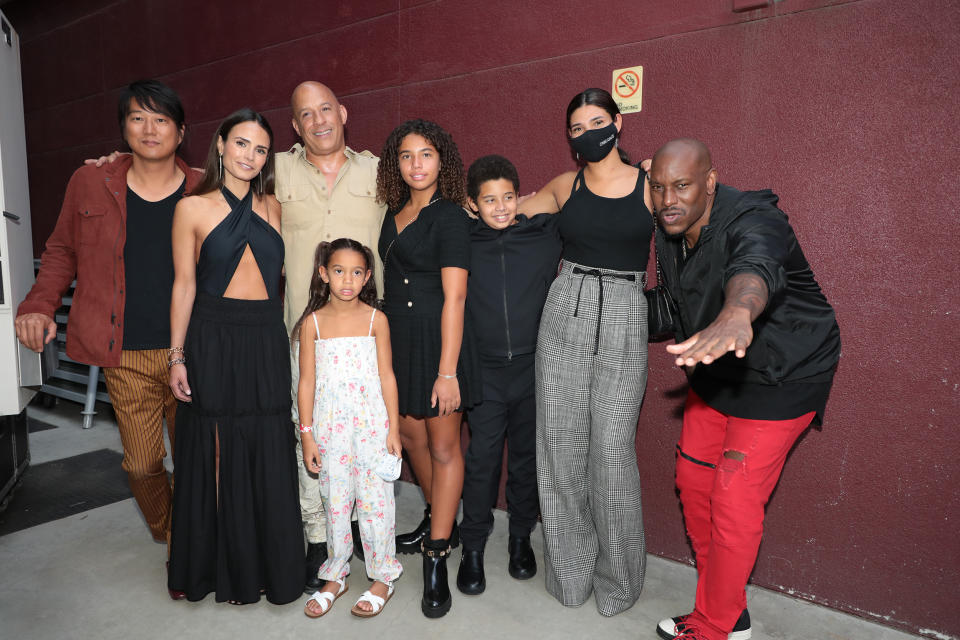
top-left (568, 122), bottom-right (618, 163)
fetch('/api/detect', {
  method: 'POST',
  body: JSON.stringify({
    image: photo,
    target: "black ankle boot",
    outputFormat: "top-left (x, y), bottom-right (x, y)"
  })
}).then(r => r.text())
top-left (508, 535), bottom-right (537, 580)
top-left (421, 537), bottom-right (452, 618)
top-left (303, 542), bottom-right (328, 594)
top-left (397, 505), bottom-right (431, 554)
top-left (456, 547), bottom-right (485, 595)
top-left (351, 519), bottom-right (365, 561)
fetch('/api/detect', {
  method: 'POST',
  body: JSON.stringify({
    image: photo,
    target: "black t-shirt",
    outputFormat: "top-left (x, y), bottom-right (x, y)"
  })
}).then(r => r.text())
top-left (122, 180), bottom-right (185, 350)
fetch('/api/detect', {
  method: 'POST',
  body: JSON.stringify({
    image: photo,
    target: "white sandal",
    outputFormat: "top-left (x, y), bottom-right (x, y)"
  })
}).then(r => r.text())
top-left (304, 578), bottom-right (349, 618)
top-left (350, 583), bottom-right (395, 618)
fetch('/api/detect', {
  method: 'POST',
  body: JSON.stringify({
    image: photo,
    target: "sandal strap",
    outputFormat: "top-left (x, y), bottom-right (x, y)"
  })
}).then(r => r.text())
top-left (306, 577), bottom-right (347, 612)
top-left (356, 585), bottom-right (394, 613)
top-left (307, 590), bottom-right (335, 612)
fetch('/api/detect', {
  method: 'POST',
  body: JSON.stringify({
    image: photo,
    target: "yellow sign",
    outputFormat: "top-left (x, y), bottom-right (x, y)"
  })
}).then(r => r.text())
top-left (611, 66), bottom-right (643, 114)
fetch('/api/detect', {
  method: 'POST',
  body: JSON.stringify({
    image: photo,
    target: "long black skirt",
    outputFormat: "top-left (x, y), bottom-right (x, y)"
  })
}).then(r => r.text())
top-left (168, 294), bottom-right (302, 605)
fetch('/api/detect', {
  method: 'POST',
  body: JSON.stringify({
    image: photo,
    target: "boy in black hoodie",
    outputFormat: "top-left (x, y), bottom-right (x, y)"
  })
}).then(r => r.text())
top-left (456, 155), bottom-right (562, 596)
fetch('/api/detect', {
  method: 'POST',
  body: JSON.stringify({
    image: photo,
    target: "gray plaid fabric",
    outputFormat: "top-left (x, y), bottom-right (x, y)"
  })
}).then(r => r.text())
top-left (536, 260), bottom-right (648, 616)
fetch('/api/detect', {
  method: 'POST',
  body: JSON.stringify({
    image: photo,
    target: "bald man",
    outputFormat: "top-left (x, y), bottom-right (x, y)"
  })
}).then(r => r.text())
top-left (276, 82), bottom-right (387, 593)
top-left (648, 139), bottom-right (840, 640)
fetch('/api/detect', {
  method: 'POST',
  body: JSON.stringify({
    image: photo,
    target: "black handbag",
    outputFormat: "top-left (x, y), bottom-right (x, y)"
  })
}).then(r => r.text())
top-left (646, 218), bottom-right (679, 342)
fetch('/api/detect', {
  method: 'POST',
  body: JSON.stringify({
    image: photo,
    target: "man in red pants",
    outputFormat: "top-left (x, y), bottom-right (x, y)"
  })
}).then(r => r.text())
top-left (647, 139), bottom-right (841, 640)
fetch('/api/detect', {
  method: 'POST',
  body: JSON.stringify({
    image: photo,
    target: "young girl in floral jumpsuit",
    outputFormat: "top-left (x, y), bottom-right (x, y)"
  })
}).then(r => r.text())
top-left (295, 238), bottom-right (403, 618)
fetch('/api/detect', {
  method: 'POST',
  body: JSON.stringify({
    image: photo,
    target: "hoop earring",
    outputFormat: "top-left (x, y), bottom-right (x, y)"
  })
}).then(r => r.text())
top-left (218, 154), bottom-right (223, 180)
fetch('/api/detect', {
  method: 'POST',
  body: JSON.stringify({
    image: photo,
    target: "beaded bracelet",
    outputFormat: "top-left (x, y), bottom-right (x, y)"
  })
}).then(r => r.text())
top-left (167, 357), bottom-right (186, 368)
top-left (298, 423), bottom-right (314, 433)
top-left (437, 372), bottom-right (457, 380)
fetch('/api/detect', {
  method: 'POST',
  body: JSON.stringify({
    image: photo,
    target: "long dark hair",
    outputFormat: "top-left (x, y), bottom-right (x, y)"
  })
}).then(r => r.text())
top-left (566, 88), bottom-right (631, 164)
top-left (291, 238), bottom-right (379, 343)
top-left (376, 119), bottom-right (466, 211)
top-left (194, 108), bottom-right (276, 197)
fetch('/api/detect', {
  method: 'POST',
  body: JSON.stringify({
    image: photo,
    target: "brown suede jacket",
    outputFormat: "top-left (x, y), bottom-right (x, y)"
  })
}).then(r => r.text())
top-left (17, 155), bottom-right (202, 367)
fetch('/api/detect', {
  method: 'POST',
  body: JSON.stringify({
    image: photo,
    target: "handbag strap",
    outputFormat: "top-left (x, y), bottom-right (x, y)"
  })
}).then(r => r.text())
top-left (649, 200), bottom-right (663, 287)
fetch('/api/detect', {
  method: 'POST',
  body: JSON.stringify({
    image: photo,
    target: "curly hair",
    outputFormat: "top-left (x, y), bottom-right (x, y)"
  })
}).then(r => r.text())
top-left (290, 238), bottom-right (378, 343)
top-left (376, 119), bottom-right (466, 210)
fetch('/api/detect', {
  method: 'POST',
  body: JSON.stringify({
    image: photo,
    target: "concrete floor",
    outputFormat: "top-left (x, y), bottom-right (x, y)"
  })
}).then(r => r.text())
top-left (0, 400), bottom-right (925, 640)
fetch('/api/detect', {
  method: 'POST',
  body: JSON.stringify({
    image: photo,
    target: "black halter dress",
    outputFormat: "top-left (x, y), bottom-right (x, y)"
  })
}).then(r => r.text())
top-left (168, 188), bottom-right (302, 605)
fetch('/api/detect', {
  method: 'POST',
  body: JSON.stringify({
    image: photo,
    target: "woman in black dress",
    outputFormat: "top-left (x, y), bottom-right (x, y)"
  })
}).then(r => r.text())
top-left (167, 108), bottom-right (303, 605)
top-left (376, 119), bottom-right (480, 618)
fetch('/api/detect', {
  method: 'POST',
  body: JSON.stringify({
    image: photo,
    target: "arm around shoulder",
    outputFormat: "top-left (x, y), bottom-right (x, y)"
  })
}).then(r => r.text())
top-left (517, 171), bottom-right (576, 216)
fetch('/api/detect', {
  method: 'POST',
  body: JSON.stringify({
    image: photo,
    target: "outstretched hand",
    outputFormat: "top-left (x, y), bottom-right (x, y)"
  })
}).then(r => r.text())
top-left (666, 307), bottom-right (754, 367)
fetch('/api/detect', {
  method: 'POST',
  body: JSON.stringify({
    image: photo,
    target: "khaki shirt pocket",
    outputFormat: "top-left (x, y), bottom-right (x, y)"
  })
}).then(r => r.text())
top-left (276, 184), bottom-right (315, 231)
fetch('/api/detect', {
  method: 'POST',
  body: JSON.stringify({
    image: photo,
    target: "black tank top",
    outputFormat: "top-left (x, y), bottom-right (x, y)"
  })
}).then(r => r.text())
top-left (196, 187), bottom-right (284, 298)
top-left (557, 168), bottom-right (652, 271)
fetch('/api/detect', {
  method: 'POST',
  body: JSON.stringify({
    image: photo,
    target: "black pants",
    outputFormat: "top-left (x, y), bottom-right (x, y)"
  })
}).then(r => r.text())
top-left (461, 355), bottom-right (539, 550)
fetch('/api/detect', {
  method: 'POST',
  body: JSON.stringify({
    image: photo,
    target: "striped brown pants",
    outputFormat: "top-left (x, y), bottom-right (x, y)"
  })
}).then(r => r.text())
top-left (102, 349), bottom-right (177, 542)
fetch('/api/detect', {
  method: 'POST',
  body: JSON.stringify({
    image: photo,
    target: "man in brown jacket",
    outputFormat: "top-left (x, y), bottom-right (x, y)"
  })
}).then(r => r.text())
top-left (17, 81), bottom-right (201, 576)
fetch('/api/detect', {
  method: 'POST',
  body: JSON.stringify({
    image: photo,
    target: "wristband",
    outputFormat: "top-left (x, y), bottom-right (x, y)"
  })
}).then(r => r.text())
top-left (437, 372), bottom-right (457, 379)
top-left (299, 423), bottom-right (314, 433)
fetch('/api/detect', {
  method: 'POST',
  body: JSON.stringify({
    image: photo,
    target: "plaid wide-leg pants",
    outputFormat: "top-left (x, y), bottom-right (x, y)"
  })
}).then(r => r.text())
top-left (536, 260), bottom-right (649, 616)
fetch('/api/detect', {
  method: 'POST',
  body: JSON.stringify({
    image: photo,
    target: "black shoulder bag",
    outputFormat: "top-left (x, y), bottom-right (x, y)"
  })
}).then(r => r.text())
top-left (645, 214), bottom-right (679, 342)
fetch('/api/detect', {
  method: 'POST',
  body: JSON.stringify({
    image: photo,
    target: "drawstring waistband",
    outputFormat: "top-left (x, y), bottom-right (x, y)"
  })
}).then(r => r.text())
top-left (571, 266), bottom-right (637, 355)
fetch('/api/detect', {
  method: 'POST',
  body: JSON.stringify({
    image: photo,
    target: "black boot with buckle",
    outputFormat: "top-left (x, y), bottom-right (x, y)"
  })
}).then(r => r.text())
top-left (397, 504), bottom-right (431, 554)
top-left (303, 542), bottom-right (328, 594)
top-left (421, 537), bottom-right (452, 618)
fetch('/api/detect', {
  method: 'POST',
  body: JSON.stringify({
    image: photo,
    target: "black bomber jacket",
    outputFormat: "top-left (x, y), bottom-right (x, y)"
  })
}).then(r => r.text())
top-left (656, 183), bottom-right (841, 386)
top-left (467, 213), bottom-right (562, 362)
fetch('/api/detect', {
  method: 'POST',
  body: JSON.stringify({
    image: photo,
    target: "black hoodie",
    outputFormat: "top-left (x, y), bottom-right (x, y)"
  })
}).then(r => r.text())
top-left (656, 183), bottom-right (841, 422)
top-left (467, 213), bottom-right (562, 364)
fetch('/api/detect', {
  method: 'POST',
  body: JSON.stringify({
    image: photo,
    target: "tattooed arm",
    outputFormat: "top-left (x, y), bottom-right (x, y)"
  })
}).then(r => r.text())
top-left (666, 272), bottom-right (769, 366)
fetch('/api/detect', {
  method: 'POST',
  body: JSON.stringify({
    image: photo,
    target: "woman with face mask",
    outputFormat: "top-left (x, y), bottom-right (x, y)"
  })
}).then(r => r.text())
top-left (518, 88), bottom-right (653, 617)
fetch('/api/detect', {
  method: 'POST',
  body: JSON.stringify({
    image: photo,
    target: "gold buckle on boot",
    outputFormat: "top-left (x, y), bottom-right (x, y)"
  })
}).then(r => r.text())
top-left (421, 541), bottom-right (451, 557)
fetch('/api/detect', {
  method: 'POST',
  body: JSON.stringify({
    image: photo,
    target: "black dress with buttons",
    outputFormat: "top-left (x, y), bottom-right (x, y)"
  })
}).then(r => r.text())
top-left (378, 196), bottom-right (482, 417)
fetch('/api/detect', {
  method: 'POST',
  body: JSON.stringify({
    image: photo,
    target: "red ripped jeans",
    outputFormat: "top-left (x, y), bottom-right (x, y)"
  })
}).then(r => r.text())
top-left (676, 389), bottom-right (814, 640)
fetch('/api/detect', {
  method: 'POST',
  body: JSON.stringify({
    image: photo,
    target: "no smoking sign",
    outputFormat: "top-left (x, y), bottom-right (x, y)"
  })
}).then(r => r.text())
top-left (611, 65), bottom-right (643, 113)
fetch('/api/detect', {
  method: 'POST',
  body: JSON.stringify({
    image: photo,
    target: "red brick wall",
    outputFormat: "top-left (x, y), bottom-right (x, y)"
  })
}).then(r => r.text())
top-left (5, 0), bottom-right (958, 636)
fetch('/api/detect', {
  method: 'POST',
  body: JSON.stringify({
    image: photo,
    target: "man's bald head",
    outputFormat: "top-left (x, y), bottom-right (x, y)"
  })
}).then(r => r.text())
top-left (648, 138), bottom-right (717, 246)
top-left (290, 81), bottom-right (348, 160)
top-left (651, 138), bottom-right (712, 174)
top-left (291, 81), bottom-right (339, 113)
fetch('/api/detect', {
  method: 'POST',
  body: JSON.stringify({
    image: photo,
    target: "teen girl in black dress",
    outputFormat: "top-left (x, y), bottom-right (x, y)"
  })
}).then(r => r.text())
top-left (376, 119), bottom-right (481, 618)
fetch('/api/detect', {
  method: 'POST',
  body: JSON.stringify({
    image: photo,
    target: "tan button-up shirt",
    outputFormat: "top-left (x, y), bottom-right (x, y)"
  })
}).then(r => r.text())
top-left (275, 144), bottom-right (387, 333)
